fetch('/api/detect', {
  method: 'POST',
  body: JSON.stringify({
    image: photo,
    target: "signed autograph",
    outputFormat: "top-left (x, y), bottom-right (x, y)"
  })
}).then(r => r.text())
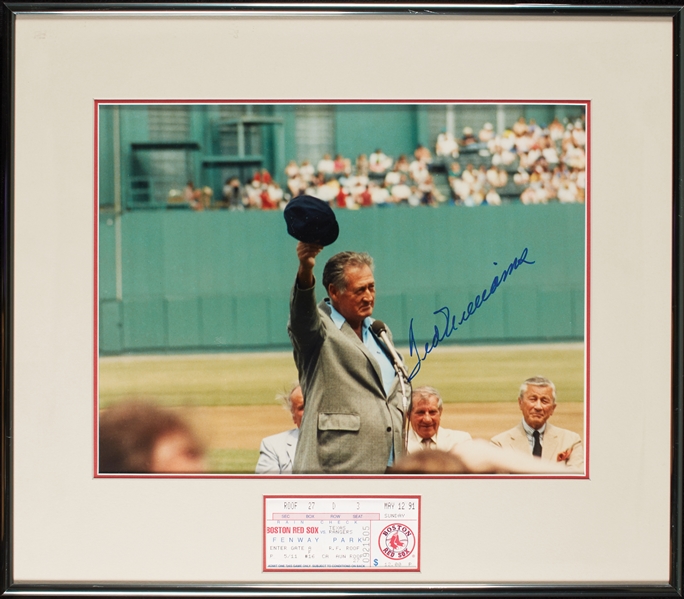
top-left (407, 247), bottom-right (535, 381)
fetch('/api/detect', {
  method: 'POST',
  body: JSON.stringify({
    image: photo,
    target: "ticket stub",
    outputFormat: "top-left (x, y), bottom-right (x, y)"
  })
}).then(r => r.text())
top-left (263, 496), bottom-right (420, 571)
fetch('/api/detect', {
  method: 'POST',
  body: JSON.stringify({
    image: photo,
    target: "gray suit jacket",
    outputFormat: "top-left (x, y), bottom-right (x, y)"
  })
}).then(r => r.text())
top-left (491, 421), bottom-right (584, 472)
top-left (255, 428), bottom-right (299, 474)
top-left (288, 283), bottom-right (407, 474)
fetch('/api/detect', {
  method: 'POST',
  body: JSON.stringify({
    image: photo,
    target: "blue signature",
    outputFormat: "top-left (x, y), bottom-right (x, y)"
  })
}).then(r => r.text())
top-left (407, 247), bottom-right (535, 381)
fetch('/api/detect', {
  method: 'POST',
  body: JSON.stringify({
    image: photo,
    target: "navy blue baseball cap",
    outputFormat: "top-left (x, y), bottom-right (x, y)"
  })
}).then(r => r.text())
top-left (284, 195), bottom-right (339, 246)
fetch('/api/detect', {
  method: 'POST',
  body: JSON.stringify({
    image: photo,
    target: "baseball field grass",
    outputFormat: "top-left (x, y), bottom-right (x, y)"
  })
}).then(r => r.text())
top-left (99, 342), bottom-right (585, 473)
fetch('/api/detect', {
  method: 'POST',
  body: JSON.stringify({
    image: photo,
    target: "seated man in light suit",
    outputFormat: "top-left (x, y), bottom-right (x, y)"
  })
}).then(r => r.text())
top-left (491, 376), bottom-right (584, 472)
top-left (255, 384), bottom-right (304, 474)
top-left (407, 386), bottom-right (471, 453)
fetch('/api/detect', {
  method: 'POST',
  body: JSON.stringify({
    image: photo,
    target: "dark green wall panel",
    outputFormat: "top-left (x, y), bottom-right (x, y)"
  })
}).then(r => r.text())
top-left (100, 300), bottom-right (122, 353)
top-left (235, 296), bottom-right (270, 347)
top-left (200, 296), bottom-right (236, 347)
top-left (99, 204), bottom-right (585, 354)
top-left (504, 287), bottom-right (540, 339)
top-left (167, 297), bottom-right (201, 348)
top-left (122, 299), bottom-right (166, 350)
top-left (537, 289), bottom-right (574, 339)
top-left (99, 215), bottom-right (117, 300)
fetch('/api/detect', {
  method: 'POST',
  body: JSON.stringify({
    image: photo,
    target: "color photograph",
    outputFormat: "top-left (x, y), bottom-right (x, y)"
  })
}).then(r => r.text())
top-left (96, 101), bottom-right (587, 476)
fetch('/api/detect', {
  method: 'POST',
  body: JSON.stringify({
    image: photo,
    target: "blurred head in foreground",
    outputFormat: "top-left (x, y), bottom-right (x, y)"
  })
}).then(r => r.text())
top-left (388, 449), bottom-right (467, 474)
top-left (389, 440), bottom-right (574, 475)
top-left (99, 401), bottom-right (206, 474)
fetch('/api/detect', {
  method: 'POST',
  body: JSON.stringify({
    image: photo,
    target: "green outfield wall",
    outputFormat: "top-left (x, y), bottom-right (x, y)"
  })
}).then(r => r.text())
top-left (98, 203), bottom-right (585, 355)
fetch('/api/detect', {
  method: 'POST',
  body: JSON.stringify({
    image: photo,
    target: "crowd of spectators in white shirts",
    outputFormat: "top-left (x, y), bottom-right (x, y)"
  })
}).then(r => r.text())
top-left (443, 116), bottom-right (586, 206)
top-left (206, 116), bottom-right (586, 211)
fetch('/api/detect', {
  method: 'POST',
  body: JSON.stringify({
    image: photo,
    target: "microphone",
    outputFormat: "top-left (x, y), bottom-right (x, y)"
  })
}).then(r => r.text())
top-left (370, 320), bottom-right (409, 380)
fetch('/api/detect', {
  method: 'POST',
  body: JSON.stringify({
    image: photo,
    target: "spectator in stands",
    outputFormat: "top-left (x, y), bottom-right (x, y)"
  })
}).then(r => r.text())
top-left (563, 142), bottom-right (586, 170)
top-left (478, 122), bottom-right (495, 144)
top-left (485, 187), bottom-right (502, 206)
top-left (285, 159), bottom-right (299, 179)
top-left (184, 180), bottom-right (196, 206)
top-left (414, 144), bottom-right (433, 164)
top-left (435, 130), bottom-right (459, 158)
top-left (346, 177), bottom-right (365, 206)
top-left (359, 185), bottom-right (373, 207)
top-left (575, 168), bottom-right (586, 203)
top-left (449, 161), bottom-right (462, 177)
top-left (260, 186), bottom-right (279, 210)
top-left (408, 185), bottom-right (423, 207)
top-left (335, 184), bottom-right (348, 209)
top-left (514, 130), bottom-right (534, 155)
top-left (317, 153), bottom-right (335, 178)
top-left (527, 118), bottom-right (541, 137)
top-left (418, 176), bottom-right (437, 206)
top-left (548, 117), bottom-right (565, 141)
top-left (316, 176), bottom-right (339, 205)
top-left (99, 400), bottom-right (206, 474)
top-left (557, 175), bottom-right (579, 203)
top-left (299, 160), bottom-right (315, 183)
top-left (476, 165), bottom-right (488, 188)
top-left (189, 186), bottom-right (212, 211)
top-left (371, 181), bottom-right (391, 206)
top-left (409, 157), bottom-right (430, 184)
top-left (384, 164), bottom-right (402, 187)
top-left (222, 177), bottom-right (244, 211)
top-left (355, 154), bottom-right (369, 177)
top-left (486, 165), bottom-right (504, 188)
top-left (464, 187), bottom-right (485, 207)
top-left (391, 175), bottom-right (412, 204)
top-left (572, 120), bottom-right (586, 147)
top-left (512, 116), bottom-right (528, 137)
top-left (541, 134), bottom-right (560, 165)
top-left (395, 154), bottom-right (411, 174)
top-left (369, 148), bottom-right (393, 173)
top-left (513, 166), bottom-right (530, 186)
top-left (461, 127), bottom-right (477, 147)
top-left (244, 178), bottom-right (263, 209)
top-left (333, 154), bottom-right (351, 176)
top-left (287, 173), bottom-right (305, 198)
top-left (490, 132), bottom-right (517, 167)
top-left (450, 173), bottom-right (470, 204)
top-left (462, 163), bottom-right (477, 186)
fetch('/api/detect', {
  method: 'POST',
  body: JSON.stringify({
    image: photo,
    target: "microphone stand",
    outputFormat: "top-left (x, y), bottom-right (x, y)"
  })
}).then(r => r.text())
top-left (392, 364), bottom-right (411, 455)
top-left (370, 321), bottom-right (412, 456)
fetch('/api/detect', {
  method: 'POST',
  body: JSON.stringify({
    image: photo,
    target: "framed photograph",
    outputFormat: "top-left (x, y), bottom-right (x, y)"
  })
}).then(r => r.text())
top-left (2, 2), bottom-right (682, 596)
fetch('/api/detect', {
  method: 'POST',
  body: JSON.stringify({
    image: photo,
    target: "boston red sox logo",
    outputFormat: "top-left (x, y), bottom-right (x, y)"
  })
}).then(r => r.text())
top-left (378, 523), bottom-right (415, 560)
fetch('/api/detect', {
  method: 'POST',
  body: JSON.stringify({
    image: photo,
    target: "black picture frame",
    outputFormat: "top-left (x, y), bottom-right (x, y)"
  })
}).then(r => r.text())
top-left (1, 2), bottom-right (682, 597)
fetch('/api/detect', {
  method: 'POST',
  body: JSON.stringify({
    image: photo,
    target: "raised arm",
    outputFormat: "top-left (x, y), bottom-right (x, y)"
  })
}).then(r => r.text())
top-left (296, 241), bottom-right (324, 289)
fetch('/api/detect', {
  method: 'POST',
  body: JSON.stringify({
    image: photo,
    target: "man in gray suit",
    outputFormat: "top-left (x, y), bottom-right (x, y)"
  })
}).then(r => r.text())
top-left (255, 383), bottom-right (304, 474)
top-left (288, 242), bottom-right (408, 474)
top-left (491, 375), bottom-right (584, 472)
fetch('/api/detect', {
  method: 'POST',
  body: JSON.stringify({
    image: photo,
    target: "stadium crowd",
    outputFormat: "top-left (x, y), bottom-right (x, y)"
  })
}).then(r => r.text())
top-left (179, 116), bottom-right (586, 211)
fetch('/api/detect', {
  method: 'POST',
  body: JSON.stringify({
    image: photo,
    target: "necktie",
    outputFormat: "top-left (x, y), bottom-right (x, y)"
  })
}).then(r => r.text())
top-left (532, 430), bottom-right (542, 457)
top-left (421, 438), bottom-right (434, 450)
